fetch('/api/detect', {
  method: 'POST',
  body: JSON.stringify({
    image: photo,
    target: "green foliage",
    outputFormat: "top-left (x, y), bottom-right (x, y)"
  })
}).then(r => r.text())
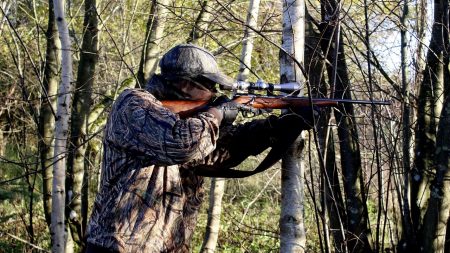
top-left (191, 168), bottom-right (282, 252)
top-left (0, 142), bottom-right (50, 251)
top-left (0, 0), bottom-right (440, 251)
top-left (190, 155), bottom-right (327, 252)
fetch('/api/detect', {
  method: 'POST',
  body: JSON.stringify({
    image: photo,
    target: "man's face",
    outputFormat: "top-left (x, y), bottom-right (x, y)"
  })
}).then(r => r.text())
top-left (173, 78), bottom-right (216, 100)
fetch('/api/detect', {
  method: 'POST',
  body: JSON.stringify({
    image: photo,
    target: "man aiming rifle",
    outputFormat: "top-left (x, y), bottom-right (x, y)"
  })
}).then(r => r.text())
top-left (85, 44), bottom-right (315, 252)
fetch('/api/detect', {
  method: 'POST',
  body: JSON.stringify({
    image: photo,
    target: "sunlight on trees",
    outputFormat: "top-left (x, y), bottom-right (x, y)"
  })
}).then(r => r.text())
top-left (0, 0), bottom-right (449, 252)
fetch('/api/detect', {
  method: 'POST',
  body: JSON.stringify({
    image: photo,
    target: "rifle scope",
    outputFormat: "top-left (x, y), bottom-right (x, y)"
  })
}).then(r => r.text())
top-left (227, 80), bottom-right (301, 93)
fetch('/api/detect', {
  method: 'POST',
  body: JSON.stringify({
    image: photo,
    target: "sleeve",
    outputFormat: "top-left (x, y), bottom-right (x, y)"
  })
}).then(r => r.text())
top-left (104, 89), bottom-right (220, 165)
top-left (182, 113), bottom-right (308, 174)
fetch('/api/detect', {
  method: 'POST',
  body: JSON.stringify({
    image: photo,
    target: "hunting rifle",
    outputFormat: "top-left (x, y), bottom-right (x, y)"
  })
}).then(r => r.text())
top-left (161, 80), bottom-right (391, 118)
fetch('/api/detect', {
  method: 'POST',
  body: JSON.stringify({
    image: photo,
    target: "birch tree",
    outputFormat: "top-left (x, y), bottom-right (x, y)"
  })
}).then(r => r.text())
top-left (237, 0), bottom-right (260, 82)
top-left (200, 178), bottom-right (225, 253)
top-left (201, 1), bottom-right (260, 252)
top-left (51, 0), bottom-right (74, 251)
top-left (279, 0), bottom-right (306, 252)
top-left (40, 0), bottom-right (60, 228)
top-left (137, 0), bottom-right (170, 86)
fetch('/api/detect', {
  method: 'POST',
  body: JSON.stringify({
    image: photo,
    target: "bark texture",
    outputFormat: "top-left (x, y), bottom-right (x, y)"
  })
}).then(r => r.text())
top-left (51, 0), bottom-right (74, 251)
top-left (200, 178), bottom-right (226, 253)
top-left (67, 0), bottom-right (99, 247)
top-left (412, 0), bottom-right (448, 239)
top-left (279, 0), bottom-right (306, 252)
top-left (137, 0), bottom-right (169, 86)
top-left (40, 0), bottom-right (60, 228)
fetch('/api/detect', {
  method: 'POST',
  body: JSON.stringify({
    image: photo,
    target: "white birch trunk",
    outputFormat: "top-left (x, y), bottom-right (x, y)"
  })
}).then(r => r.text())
top-left (279, 0), bottom-right (306, 252)
top-left (237, 0), bottom-right (261, 81)
top-left (51, 0), bottom-right (73, 251)
top-left (200, 1), bottom-right (261, 252)
top-left (200, 178), bottom-right (226, 253)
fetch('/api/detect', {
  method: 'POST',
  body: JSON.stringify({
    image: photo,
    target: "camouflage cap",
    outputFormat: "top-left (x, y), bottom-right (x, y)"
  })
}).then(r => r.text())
top-left (159, 44), bottom-right (234, 88)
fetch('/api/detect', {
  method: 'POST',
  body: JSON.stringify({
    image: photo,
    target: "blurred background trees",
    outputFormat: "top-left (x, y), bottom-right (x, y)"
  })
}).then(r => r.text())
top-left (0, 0), bottom-right (449, 252)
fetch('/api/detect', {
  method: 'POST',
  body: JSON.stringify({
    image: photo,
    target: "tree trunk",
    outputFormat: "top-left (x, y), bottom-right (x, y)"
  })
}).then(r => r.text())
top-left (279, 0), bottom-right (306, 252)
top-left (237, 0), bottom-right (260, 81)
top-left (305, 11), bottom-right (347, 252)
top-left (51, 0), bottom-right (74, 251)
top-left (417, 1), bottom-right (449, 251)
top-left (137, 0), bottom-right (169, 87)
top-left (319, 1), bottom-right (373, 252)
top-left (397, 0), bottom-right (418, 251)
top-left (421, 93), bottom-right (450, 252)
top-left (201, 1), bottom-right (260, 251)
top-left (200, 178), bottom-right (226, 253)
top-left (67, 0), bottom-right (99, 248)
top-left (187, 0), bottom-right (211, 44)
top-left (412, 0), bottom-right (448, 239)
top-left (40, 0), bottom-right (60, 228)
top-left (0, 1), bottom-right (11, 36)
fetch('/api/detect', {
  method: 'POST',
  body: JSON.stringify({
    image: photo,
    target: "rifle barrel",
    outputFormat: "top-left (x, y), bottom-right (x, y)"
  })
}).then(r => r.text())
top-left (235, 95), bottom-right (391, 108)
top-left (310, 98), bottom-right (392, 105)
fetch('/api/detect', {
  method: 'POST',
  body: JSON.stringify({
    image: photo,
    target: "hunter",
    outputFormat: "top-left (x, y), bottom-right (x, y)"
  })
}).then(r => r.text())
top-left (85, 44), bottom-right (312, 252)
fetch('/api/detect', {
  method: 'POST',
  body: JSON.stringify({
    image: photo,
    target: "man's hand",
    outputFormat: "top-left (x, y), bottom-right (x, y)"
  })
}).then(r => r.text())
top-left (209, 96), bottom-right (240, 125)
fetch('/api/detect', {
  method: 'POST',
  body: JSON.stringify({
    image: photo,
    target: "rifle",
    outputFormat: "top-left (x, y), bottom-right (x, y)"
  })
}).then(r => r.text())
top-left (161, 80), bottom-right (391, 118)
top-left (161, 80), bottom-right (391, 178)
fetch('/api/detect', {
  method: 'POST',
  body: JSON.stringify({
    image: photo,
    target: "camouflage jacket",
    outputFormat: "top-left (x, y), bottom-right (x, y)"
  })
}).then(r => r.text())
top-left (86, 88), bottom-right (276, 252)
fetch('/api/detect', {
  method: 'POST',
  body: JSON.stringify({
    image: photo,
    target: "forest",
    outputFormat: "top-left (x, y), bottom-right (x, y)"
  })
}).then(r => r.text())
top-left (0, 0), bottom-right (449, 252)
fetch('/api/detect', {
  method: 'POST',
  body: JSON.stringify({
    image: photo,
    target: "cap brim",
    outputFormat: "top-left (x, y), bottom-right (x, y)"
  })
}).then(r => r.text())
top-left (202, 72), bottom-right (235, 89)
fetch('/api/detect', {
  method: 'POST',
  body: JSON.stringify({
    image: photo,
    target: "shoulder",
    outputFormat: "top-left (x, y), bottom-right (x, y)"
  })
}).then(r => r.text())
top-left (111, 88), bottom-right (178, 124)
top-left (111, 88), bottom-right (164, 114)
top-left (116, 88), bottom-right (160, 105)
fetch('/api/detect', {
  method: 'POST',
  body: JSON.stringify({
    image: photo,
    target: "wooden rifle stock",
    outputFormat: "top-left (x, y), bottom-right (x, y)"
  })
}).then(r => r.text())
top-left (161, 95), bottom-right (391, 118)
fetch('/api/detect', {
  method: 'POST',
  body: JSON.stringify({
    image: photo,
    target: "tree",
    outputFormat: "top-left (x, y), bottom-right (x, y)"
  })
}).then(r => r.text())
top-left (187, 0), bottom-right (210, 44)
top-left (421, 95), bottom-right (450, 252)
top-left (40, 0), bottom-right (60, 228)
top-left (200, 177), bottom-right (226, 253)
top-left (305, 9), bottom-right (347, 252)
top-left (237, 0), bottom-right (260, 82)
top-left (201, 1), bottom-right (261, 251)
top-left (319, 0), bottom-right (373, 252)
top-left (51, 0), bottom-right (74, 251)
top-left (137, 0), bottom-right (170, 87)
top-left (279, 0), bottom-right (306, 252)
top-left (412, 1), bottom-right (449, 245)
top-left (416, 0), bottom-right (449, 252)
top-left (66, 0), bottom-right (99, 248)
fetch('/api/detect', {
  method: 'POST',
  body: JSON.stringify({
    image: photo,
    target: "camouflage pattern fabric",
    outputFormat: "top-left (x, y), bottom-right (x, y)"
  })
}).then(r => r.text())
top-left (86, 88), bottom-right (277, 252)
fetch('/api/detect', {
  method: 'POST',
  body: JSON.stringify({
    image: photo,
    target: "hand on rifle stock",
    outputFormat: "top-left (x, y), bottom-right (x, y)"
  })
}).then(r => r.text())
top-left (210, 96), bottom-right (262, 125)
